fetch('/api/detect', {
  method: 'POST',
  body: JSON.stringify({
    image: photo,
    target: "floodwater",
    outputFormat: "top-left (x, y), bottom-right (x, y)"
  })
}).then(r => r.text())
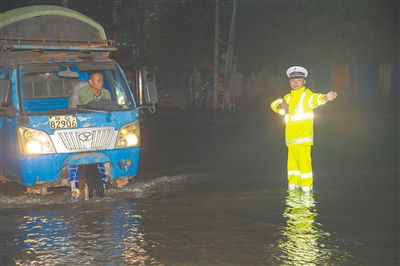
top-left (1, 103), bottom-right (398, 265)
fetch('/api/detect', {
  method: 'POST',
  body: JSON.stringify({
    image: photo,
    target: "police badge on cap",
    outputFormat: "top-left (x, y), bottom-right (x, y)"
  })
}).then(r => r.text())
top-left (286, 66), bottom-right (308, 79)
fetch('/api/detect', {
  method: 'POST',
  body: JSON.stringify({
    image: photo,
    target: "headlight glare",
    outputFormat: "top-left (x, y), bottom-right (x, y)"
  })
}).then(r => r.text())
top-left (18, 127), bottom-right (55, 155)
top-left (126, 134), bottom-right (139, 146)
top-left (37, 133), bottom-right (48, 143)
top-left (26, 140), bottom-right (42, 154)
top-left (116, 121), bottom-right (140, 148)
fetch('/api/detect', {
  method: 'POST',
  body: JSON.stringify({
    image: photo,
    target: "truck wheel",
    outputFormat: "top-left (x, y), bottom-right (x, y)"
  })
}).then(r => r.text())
top-left (78, 164), bottom-right (105, 200)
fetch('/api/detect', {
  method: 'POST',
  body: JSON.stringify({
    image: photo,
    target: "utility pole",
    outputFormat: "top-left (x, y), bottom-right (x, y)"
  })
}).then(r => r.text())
top-left (213, 0), bottom-right (220, 110)
top-left (112, 0), bottom-right (119, 42)
top-left (223, 0), bottom-right (238, 111)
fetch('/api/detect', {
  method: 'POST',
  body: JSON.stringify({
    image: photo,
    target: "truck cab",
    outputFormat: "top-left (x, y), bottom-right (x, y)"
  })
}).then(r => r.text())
top-left (0, 6), bottom-right (151, 199)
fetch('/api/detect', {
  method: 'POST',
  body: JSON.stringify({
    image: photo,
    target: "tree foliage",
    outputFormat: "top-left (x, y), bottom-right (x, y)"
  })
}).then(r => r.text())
top-left (142, 0), bottom-right (398, 77)
top-left (144, 1), bottom-right (217, 76)
top-left (2, 0), bottom-right (398, 77)
top-left (235, 1), bottom-right (399, 73)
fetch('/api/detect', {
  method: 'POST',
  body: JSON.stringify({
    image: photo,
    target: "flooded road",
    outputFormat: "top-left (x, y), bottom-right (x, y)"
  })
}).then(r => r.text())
top-left (1, 104), bottom-right (398, 265)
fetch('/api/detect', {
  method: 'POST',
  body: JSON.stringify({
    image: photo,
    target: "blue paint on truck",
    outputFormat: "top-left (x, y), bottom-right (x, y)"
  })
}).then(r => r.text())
top-left (0, 6), bottom-right (146, 195)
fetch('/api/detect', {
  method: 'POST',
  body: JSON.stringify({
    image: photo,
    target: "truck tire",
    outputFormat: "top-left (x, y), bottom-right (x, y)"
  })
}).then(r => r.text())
top-left (78, 164), bottom-right (105, 200)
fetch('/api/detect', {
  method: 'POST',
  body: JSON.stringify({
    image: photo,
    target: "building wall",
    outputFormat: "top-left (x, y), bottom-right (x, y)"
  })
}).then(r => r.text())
top-left (219, 63), bottom-right (399, 111)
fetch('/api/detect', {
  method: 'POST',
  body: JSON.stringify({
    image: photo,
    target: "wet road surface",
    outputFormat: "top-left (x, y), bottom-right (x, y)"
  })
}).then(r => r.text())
top-left (1, 104), bottom-right (398, 265)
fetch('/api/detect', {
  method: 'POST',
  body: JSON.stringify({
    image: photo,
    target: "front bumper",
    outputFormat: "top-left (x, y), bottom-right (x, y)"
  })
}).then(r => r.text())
top-left (17, 147), bottom-right (140, 186)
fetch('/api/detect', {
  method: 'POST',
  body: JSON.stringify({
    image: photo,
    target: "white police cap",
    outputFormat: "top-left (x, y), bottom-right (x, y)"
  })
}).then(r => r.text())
top-left (286, 66), bottom-right (308, 79)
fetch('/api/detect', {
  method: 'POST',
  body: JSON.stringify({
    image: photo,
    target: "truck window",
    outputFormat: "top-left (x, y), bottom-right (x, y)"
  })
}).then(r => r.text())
top-left (19, 63), bottom-right (135, 113)
top-left (23, 72), bottom-right (72, 98)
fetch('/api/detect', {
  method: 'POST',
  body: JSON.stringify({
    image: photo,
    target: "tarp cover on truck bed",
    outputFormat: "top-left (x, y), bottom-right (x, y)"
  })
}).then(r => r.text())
top-left (0, 5), bottom-right (114, 64)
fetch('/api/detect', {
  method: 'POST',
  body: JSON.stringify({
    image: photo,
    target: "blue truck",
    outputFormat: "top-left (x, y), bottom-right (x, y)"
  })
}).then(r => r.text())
top-left (0, 6), bottom-right (154, 199)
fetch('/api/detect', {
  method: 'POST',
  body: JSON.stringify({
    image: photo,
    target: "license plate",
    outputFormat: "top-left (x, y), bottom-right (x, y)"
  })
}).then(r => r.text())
top-left (49, 115), bottom-right (77, 129)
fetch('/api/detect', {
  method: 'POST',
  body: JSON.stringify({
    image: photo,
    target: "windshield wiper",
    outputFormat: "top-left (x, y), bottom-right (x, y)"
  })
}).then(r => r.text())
top-left (72, 107), bottom-right (110, 114)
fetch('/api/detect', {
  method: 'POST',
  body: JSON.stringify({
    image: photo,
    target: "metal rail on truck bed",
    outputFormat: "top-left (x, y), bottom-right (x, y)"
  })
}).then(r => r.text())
top-left (0, 38), bottom-right (117, 53)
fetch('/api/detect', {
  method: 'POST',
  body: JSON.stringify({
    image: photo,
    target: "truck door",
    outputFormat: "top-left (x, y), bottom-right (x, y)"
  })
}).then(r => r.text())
top-left (0, 78), bottom-right (9, 175)
top-left (0, 73), bottom-right (19, 181)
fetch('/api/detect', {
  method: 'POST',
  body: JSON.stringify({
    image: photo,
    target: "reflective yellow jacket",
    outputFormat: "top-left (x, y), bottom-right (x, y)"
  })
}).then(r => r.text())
top-left (270, 86), bottom-right (328, 146)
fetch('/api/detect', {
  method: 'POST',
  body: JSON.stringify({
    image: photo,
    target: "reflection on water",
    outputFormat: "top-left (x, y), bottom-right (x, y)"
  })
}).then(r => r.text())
top-left (274, 190), bottom-right (333, 265)
top-left (10, 201), bottom-right (159, 265)
top-left (15, 210), bottom-right (67, 265)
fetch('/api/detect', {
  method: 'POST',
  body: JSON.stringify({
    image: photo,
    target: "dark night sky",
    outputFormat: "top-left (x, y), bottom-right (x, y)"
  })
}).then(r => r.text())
top-left (1, 0), bottom-right (399, 74)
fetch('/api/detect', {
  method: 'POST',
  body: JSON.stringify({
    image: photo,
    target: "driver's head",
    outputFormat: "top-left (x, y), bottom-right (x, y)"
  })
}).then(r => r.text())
top-left (88, 72), bottom-right (104, 97)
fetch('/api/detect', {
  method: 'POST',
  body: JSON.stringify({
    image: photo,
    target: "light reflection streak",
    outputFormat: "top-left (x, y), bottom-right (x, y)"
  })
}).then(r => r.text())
top-left (12, 202), bottom-right (160, 265)
top-left (274, 190), bottom-right (333, 265)
top-left (15, 211), bottom-right (66, 265)
top-left (108, 202), bottom-right (160, 265)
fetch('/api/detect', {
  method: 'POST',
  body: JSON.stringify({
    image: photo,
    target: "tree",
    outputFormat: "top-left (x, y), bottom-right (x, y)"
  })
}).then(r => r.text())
top-left (235, 0), bottom-right (399, 73)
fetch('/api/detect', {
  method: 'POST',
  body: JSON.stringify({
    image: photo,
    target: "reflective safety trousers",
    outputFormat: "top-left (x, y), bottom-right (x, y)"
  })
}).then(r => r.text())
top-left (270, 86), bottom-right (328, 146)
top-left (287, 145), bottom-right (312, 188)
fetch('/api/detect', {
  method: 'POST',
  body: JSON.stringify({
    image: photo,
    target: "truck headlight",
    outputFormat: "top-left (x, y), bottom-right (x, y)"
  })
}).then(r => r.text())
top-left (18, 127), bottom-right (56, 155)
top-left (116, 121), bottom-right (140, 148)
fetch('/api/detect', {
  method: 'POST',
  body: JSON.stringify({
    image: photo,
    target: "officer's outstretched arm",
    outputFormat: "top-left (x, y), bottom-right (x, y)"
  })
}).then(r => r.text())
top-left (307, 90), bottom-right (337, 109)
top-left (325, 91), bottom-right (338, 101)
top-left (307, 92), bottom-right (328, 109)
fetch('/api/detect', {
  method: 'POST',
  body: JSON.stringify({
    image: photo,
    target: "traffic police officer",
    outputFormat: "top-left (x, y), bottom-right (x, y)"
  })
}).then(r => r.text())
top-left (270, 66), bottom-right (337, 192)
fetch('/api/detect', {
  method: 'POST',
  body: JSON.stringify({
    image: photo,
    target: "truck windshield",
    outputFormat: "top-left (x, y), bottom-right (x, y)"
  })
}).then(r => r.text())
top-left (18, 62), bottom-right (136, 113)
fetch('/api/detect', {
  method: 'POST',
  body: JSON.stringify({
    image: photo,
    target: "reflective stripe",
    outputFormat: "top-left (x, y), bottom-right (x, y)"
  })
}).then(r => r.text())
top-left (284, 114), bottom-right (289, 123)
top-left (288, 170), bottom-right (300, 176)
top-left (288, 172), bottom-right (312, 178)
top-left (298, 92), bottom-right (306, 113)
top-left (271, 99), bottom-right (284, 114)
top-left (292, 136), bottom-right (313, 144)
top-left (300, 185), bottom-right (313, 192)
top-left (287, 136), bottom-right (313, 145)
top-left (308, 94), bottom-right (317, 108)
top-left (300, 172), bottom-right (313, 178)
top-left (271, 99), bottom-right (283, 108)
top-left (288, 184), bottom-right (298, 190)
top-left (284, 113), bottom-right (314, 123)
top-left (317, 94), bottom-right (326, 105)
top-left (284, 91), bottom-right (314, 123)
top-left (290, 112), bottom-right (314, 122)
top-left (286, 95), bottom-right (291, 104)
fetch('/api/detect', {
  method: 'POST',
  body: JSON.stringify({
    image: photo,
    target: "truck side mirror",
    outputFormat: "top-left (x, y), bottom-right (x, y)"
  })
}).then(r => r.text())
top-left (0, 79), bottom-right (16, 118)
top-left (138, 85), bottom-right (157, 114)
top-left (0, 79), bottom-right (11, 107)
top-left (143, 81), bottom-right (158, 106)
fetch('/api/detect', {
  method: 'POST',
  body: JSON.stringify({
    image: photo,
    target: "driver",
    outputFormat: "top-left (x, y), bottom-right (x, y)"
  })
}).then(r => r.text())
top-left (78, 71), bottom-right (111, 104)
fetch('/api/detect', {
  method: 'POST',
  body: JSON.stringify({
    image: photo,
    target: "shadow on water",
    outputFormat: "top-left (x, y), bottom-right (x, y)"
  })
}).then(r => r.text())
top-left (270, 190), bottom-right (351, 265)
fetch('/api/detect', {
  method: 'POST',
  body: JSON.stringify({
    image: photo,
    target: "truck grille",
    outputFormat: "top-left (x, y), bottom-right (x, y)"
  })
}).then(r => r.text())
top-left (54, 127), bottom-right (116, 151)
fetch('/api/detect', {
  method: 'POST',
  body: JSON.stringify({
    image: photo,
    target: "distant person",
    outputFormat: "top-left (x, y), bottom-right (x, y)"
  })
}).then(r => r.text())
top-left (270, 66), bottom-right (337, 192)
top-left (78, 71), bottom-right (111, 104)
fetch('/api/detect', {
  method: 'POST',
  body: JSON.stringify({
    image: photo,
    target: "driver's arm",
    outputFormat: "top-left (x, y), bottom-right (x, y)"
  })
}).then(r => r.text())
top-left (78, 85), bottom-right (92, 105)
top-left (101, 88), bottom-right (112, 100)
